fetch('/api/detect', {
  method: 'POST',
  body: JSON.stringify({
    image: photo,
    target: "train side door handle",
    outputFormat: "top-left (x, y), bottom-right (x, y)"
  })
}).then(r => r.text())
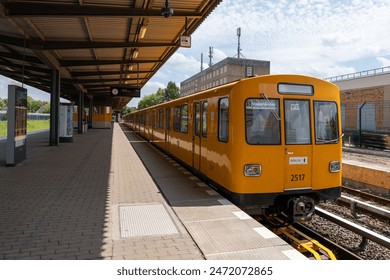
top-left (285, 148), bottom-right (294, 155)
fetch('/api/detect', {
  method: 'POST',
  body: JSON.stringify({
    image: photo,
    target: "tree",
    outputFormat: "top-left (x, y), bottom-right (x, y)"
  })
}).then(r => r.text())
top-left (0, 98), bottom-right (7, 111)
top-left (27, 96), bottom-right (46, 113)
top-left (137, 81), bottom-right (180, 110)
top-left (121, 106), bottom-right (137, 116)
top-left (165, 81), bottom-right (180, 100)
top-left (137, 93), bottom-right (160, 109)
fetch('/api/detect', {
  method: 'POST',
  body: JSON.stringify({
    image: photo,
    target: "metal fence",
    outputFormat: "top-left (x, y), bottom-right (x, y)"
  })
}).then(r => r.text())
top-left (341, 100), bottom-right (390, 150)
top-left (0, 111), bottom-right (50, 121)
top-left (325, 66), bottom-right (390, 83)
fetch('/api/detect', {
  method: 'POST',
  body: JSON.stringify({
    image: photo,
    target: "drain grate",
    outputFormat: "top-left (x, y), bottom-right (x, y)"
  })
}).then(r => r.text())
top-left (119, 204), bottom-right (179, 238)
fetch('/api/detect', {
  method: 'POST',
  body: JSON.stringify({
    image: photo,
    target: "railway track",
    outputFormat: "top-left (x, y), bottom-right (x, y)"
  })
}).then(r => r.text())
top-left (258, 215), bottom-right (360, 260)
top-left (337, 194), bottom-right (390, 220)
top-left (259, 201), bottom-right (390, 260)
top-left (315, 207), bottom-right (390, 252)
top-left (342, 186), bottom-right (390, 207)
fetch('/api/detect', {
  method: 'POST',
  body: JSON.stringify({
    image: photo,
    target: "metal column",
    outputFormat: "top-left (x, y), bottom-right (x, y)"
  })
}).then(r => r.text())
top-left (49, 69), bottom-right (60, 146)
top-left (78, 91), bottom-right (84, 134)
top-left (88, 96), bottom-right (93, 128)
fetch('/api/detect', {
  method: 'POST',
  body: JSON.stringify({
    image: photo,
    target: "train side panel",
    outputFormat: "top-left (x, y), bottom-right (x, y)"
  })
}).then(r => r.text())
top-left (123, 74), bottom-right (341, 221)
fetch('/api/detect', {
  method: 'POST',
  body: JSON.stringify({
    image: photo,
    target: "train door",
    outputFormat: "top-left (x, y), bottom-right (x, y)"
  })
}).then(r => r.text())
top-left (165, 107), bottom-right (171, 152)
top-left (283, 99), bottom-right (313, 190)
top-left (192, 102), bottom-right (201, 170)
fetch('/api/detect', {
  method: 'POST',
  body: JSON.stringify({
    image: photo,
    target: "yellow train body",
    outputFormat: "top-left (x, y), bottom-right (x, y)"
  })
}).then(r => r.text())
top-left (124, 74), bottom-right (342, 221)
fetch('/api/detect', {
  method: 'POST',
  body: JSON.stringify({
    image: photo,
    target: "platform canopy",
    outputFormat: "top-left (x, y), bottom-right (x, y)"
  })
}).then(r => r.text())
top-left (0, 0), bottom-right (222, 110)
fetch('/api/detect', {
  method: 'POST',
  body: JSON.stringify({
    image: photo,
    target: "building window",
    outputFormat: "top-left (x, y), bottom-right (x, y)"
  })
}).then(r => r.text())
top-left (246, 66), bottom-right (253, 77)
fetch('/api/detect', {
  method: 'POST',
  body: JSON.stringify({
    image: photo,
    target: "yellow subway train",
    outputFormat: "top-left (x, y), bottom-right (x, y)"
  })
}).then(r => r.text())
top-left (123, 74), bottom-right (342, 223)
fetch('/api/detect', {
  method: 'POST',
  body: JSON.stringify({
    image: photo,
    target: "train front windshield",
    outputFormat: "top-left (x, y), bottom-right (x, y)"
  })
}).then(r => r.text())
top-left (314, 101), bottom-right (339, 143)
top-left (245, 99), bottom-right (340, 145)
top-left (284, 100), bottom-right (311, 144)
top-left (245, 99), bottom-right (281, 144)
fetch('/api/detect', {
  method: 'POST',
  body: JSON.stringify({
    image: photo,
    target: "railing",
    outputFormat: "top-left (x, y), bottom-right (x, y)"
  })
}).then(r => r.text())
top-left (325, 65), bottom-right (390, 82)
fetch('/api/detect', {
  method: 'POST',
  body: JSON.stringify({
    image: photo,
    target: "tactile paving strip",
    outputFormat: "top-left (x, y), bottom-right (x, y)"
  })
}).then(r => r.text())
top-left (119, 204), bottom-right (179, 238)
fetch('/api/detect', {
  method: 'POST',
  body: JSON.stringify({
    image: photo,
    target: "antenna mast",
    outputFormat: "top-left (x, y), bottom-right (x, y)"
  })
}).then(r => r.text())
top-left (209, 46), bottom-right (213, 67)
top-left (235, 27), bottom-right (246, 58)
top-left (201, 53), bottom-right (203, 71)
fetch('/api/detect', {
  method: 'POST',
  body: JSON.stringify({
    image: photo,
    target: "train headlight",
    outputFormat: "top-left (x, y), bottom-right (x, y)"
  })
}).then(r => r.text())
top-left (244, 164), bottom-right (262, 176)
top-left (329, 161), bottom-right (341, 173)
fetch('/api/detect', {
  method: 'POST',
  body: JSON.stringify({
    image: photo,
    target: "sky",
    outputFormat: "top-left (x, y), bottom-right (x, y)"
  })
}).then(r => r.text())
top-left (1, 0), bottom-right (390, 107)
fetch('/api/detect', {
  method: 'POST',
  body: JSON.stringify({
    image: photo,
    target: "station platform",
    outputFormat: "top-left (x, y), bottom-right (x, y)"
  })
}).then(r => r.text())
top-left (0, 123), bottom-right (306, 260)
top-left (342, 147), bottom-right (390, 196)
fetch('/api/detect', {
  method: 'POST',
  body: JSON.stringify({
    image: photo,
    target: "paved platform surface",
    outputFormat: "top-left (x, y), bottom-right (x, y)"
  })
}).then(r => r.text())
top-left (0, 123), bottom-right (305, 260)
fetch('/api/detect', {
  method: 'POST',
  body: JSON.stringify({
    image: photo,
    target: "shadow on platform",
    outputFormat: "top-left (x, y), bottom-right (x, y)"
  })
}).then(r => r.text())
top-left (0, 130), bottom-right (113, 259)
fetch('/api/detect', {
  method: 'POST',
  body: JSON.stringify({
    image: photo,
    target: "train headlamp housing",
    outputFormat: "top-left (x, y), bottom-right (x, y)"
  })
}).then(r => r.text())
top-left (244, 164), bottom-right (262, 177)
top-left (329, 161), bottom-right (341, 173)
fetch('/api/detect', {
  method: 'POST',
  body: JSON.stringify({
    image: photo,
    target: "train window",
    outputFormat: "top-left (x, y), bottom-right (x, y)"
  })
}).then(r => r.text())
top-left (245, 99), bottom-right (280, 144)
top-left (151, 111), bottom-right (155, 128)
top-left (173, 105), bottom-right (188, 133)
top-left (284, 100), bottom-right (311, 144)
top-left (158, 109), bottom-right (164, 128)
top-left (278, 83), bottom-right (314, 95)
top-left (174, 106), bottom-right (180, 132)
top-left (202, 102), bottom-right (208, 138)
top-left (195, 103), bottom-right (201, 136)
top-left (166, 108), bottom-right (171, 130)
top-left (218, 98), bottom-right (229, 142)
top-left (314, 101), bottom-right (339, 144)
top-left (180, 104), bottom-right (188, 133)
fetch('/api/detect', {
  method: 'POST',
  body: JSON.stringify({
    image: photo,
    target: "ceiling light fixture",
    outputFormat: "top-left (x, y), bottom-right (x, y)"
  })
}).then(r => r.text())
top-left (139, 25), bottom-right (147, 38)
top-left (132, 49), bottom-right (139, 59)
top-left (161, 0), bottom-right (174, 18)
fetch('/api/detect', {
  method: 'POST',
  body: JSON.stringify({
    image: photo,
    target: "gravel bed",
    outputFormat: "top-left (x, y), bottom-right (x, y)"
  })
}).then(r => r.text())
top-left (305, 201), bottom-right (390, 260)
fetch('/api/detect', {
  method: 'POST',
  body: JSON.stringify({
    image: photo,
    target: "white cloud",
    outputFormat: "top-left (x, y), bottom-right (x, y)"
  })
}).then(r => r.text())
top-left (187, 0), bottom-right (390, 78)
top-left (3, 0), bottom-right (390, 108)
top-left (126, 0), bottom-right (390, 106)
top-left (376, 57), bottom-right (390, 68)
top-left (0, 75), bottom-right (50, 101)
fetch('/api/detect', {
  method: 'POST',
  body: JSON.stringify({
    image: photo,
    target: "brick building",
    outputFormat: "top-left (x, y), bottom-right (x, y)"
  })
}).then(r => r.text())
top-left (326, 67), bottom-right (390, 148)
top-left (180, 57), bottom-right (270, 96)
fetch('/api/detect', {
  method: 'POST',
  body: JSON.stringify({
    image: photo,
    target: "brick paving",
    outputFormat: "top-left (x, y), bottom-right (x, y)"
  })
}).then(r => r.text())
top-left (0, 124), bottom-right (204, 260)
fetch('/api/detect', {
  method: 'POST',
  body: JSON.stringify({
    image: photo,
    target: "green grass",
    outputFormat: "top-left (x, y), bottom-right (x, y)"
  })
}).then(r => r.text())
top-left (0, 120), bottom-right (50, 137)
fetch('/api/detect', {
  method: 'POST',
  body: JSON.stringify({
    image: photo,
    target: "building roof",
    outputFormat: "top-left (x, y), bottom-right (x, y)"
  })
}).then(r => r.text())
top-left (181, 57), bottom-right (270, 84)
top-left (0, 0), bottom-right (222, 110)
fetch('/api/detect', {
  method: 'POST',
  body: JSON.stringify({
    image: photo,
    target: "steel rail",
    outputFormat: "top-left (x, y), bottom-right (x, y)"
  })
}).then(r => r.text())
top-left (342, 186), bottom-right (390, 206)
top-left (337, 195), bottom-right (390, 220)
top-left (315, 207), bottom-right (390, 250)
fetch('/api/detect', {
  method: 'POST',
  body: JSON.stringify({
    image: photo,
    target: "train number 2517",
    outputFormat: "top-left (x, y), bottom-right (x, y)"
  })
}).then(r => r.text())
top-left (291, 174), bottom-right (305, 181)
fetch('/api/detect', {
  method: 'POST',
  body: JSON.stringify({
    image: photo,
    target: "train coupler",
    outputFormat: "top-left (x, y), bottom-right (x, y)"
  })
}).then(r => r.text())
top-left (282, 196), bottom-right (315, 223)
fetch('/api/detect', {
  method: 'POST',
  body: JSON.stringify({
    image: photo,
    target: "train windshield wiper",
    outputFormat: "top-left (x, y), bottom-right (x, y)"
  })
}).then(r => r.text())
top-left (316, 133), bottom-right (344, 143)
top-left (260, 92), bottom-right (281, 120)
